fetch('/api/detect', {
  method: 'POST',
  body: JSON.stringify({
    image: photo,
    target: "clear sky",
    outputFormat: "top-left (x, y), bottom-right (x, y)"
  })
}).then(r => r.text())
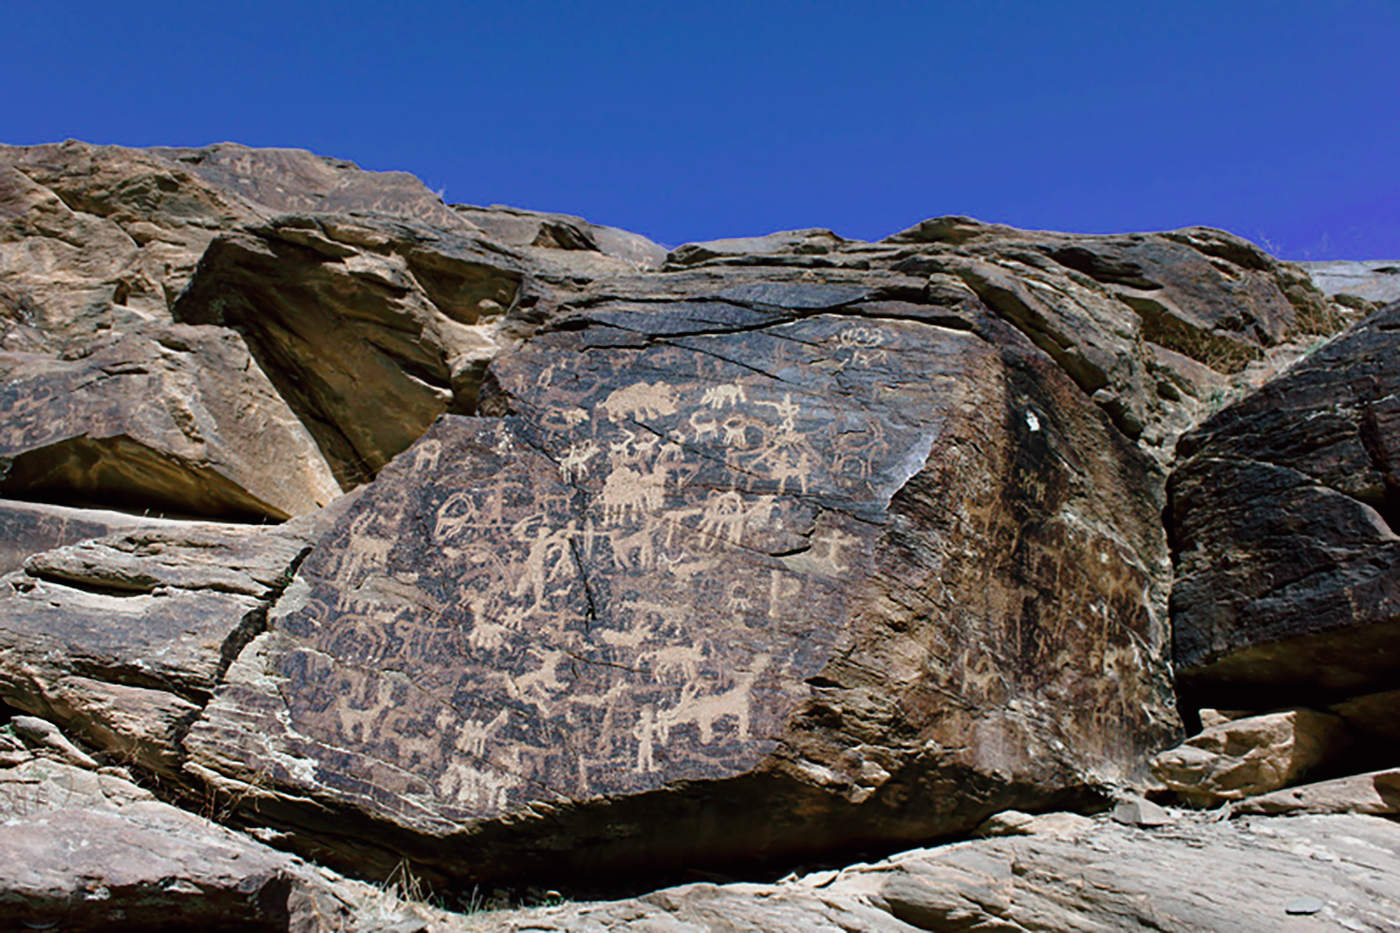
top-left (5, 1), bottom-right (1398, 258)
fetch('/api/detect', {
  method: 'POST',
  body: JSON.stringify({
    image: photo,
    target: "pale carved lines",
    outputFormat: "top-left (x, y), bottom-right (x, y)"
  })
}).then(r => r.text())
top-left (310, 329), bottom-right (910, 801)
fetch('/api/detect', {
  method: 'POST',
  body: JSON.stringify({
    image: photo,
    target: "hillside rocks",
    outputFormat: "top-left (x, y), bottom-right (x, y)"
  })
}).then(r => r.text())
top-left (172, 214), bottom-right (527, 488)
top-left (0, 507), bottom-right (348, 784)
top-left (885, 217), bottom-right (1338, 457)
top-left (0, 323), bottom-right (340, 520)
top-left (1302, 259), bottom-right (1400, 309)
top-left (0, 741), bottom-right (437, 933)
top-left (0, 138), bottom-right (1384, 925)
top-left (0, 141), bottom-right (668, 508)
top-left (1170, 300), bottom-right (1400, 713)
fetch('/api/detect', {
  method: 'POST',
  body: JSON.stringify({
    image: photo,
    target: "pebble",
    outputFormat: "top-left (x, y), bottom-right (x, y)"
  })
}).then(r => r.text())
top-left (1285, 896), bottom-right (1324, 915)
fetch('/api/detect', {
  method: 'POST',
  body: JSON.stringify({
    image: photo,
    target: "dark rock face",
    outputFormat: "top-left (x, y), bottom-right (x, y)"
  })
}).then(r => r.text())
top-left (1171, 302), bottom-right (1400, 709)
top-left (187, 294), bottom-right (1176, 886)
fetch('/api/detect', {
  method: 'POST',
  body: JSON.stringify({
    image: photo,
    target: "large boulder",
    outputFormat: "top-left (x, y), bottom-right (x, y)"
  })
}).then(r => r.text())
top-left (185, 283), bottom-right (1178, 887)
top-left (171, 214), bottom-right (528, 488)
top-left (1150, 709), bottom-right (1350, 806)
top-left (1170, 301), bottom-right (1400, 712)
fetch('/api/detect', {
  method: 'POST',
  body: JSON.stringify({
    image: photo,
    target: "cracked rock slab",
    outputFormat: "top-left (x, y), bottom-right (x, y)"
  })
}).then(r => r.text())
top-left (186, 305), bottom-right (1176, 889)
top-left (0, 518), bottom-right (324, 782)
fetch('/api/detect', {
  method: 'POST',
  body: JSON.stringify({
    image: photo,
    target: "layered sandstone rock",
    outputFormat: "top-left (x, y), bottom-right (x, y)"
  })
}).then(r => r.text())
top-left (1150, 709), bottom-right (1350, 806)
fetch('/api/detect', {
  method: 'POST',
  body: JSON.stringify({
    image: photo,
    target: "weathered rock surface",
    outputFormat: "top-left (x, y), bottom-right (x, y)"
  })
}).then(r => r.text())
top-left (185, 286), bottom-right (1179, 887)
top-left (1234, 767), bottom-right (1400, 816)
top-left (171, 214), bottom-right (528, 487)
top-left (0, 323), bottom-right (340, 519)
top-left (883, 217), bottom-right (1340, 457)
top-left (1151, 708), bottom-right (1350, 805)
top-left (479, 810), bottom-right (1400, 932)
top-left (452, 202), bottom-right (669, 271)
top-left (0, 739), bottom-right (450, 932)
top-left (0, 510), bottom-right (343, 782)
top-left (1170, 301), bottom-right (1400, 711)
top-left (0, 498), bottom-right (180, 574)
top-left (1303, 259), bottom-right (1400, 308)
top-left (0, 139), bottom-right (1379, 924)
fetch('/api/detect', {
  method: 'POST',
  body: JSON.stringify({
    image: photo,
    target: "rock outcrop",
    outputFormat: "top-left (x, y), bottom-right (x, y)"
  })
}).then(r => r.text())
top-left (1302, 259), bottom-right (1400, 309)
top-left (185, 297), bottom-right (1177, 886)
top-left (4, 139), bottom-right (1392, 928)
top-left (1170, 300), bottom-right (1400, 714)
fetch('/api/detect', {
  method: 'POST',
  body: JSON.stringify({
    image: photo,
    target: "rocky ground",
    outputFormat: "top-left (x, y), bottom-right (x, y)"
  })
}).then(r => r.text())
top-left (0, 141), bottom-right (1396, 930)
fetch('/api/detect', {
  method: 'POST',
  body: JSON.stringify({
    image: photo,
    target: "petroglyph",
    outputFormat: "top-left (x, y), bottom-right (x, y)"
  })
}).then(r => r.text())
top-left (830, 418), bottom-right (889, 482)
top-left (337, 511), bottom-right (396, 582)
top-left (559, 439), bottom-right (600, 483)
top-left (633, 707), bottom-right (660, 773)
top-left (657, 654), bottom-right (770, 745)
top-left (411, 437), bottom-right (443, 474)
top-left (438, 760), bottom-right (519, 811)
top-left (600, 381), bottom-right (678, 422)
top-left (835, 324), bottom-right (889, 367)
top-left (599, 443), bottom-right (685, 526)
top-left (609, 515), bottom-right (661, 571)
top-left (453, 708), bottom-right (511, 760)
top-left (689, 410), bottom-right (720, 443)
top-left (640, 644), bottom-right (707, 684)
top-left (701, 382), bottom-right (748, 409)
top-left (769, 571), bottom-right (802, 619)
top-left (807, 527), bottom-right (858, 576)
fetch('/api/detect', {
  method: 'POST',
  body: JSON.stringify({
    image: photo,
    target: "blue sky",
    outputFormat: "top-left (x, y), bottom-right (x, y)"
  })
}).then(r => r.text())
top-left (5, 1), bottom-right (1398, 258)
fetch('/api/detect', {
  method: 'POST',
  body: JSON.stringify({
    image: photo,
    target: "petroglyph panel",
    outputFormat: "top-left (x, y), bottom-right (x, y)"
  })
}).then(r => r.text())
top-left (188, 307), bottom-right (1173, 878)
top-left (216, 315), bottom-right (997, 826)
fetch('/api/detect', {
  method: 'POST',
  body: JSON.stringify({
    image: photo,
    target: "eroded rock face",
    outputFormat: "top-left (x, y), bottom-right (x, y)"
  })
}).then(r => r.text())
top-left (883, 218), bottom-right (1339, 456)
top-left (1, 141), bottom-right (670, 515)
top-left (1170, 301), bottom-right (1400, 711)
top-left (0, 324), bottom-right (340, 520)
top-left (0, 746), bottom-right (413, 933)
top-left (186, 294), bottom-right (1177, 887)
top-left (172, 215), bottom-right (527, 487)
top-left (1, 139), bottom-right (1369, 908)
top-left (0, 515), bottom-right (331, 782)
